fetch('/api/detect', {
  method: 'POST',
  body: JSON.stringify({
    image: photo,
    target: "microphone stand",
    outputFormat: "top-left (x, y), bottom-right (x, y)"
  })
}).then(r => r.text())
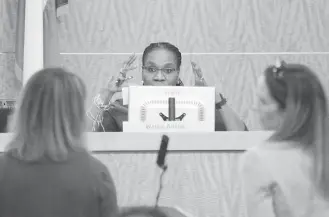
top-left (155, 165), bottom-right (168, 207)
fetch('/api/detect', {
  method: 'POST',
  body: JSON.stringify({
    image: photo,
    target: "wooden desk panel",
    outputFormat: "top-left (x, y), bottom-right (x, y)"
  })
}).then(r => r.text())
top-left (94, 151), bottom-right (246, 217)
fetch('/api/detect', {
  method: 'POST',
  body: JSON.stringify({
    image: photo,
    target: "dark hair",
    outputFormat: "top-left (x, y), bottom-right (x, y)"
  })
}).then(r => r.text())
top-left (119, 207), bottom-right (168, 217)
top-left (142, 42), bottom-right (182, 70)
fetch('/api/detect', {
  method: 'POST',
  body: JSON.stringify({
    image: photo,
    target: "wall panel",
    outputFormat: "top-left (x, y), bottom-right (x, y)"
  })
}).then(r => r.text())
top-left (94, 152), bottom-right (246, 217)
top-left (0, 0), bottom-right (20, 98)
top-left (0, 54), bottom-right (21, 98)
top-left (59, 0), bottom-right (329, 53)
top-left (0, 0), bottom-right (17, 53)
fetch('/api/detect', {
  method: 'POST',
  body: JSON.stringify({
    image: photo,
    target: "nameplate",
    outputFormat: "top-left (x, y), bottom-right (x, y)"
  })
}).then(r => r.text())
top-left (124, 86), bottom-right (215, 132)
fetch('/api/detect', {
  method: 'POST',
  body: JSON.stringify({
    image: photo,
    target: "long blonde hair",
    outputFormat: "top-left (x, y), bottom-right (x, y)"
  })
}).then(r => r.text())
top-left (6, 68), bottom-right (87, 162)
top-left (265, 62), bottom-right (329, 199)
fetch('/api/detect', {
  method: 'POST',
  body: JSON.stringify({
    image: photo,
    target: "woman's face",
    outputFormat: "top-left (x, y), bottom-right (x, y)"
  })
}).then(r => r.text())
top-left (142, 48), bottom-right (179, 86)
top-left (254, 75), bottom-right (282, 130)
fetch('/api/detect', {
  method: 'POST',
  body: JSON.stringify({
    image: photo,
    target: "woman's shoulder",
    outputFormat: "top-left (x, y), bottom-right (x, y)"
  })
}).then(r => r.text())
top-left (245, 140), bottom-right (301, 162)
top-left (241, 140), bottom-right (292, 169)
top-left (0, 152), bottom-right (15, 167)
top-left (0, 154), bottom-right (9, 184)
top-left (85, 154), bottom-right (108, 173)
top-left (0, 153), bottom-right (6, 171)
top-left (87, 155), bottom-right (115, 187)
top-left (247, 139), bottom-right (297, 153)
top-left (242, 140), bottom-right (310, 177)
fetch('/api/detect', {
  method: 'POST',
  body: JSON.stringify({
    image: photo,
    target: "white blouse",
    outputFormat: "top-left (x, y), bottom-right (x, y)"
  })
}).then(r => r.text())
top-left (239, 141), bottom-right (329, 217)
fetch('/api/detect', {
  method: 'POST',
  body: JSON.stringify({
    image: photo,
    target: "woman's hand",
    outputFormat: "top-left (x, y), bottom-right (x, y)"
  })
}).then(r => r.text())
top-left (191, 62), bottom-right (246, 131)
top-left (191, 61), bottom-right (223, 103)
top-left (108, 53), bottom-right (137, 93)
top-left (191, 61), bottom-right (207, 86)
top-left (94, 54), bottom-right (137, 106)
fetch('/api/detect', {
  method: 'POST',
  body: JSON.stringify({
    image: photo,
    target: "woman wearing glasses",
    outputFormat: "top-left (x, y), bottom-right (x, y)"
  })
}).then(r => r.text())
top-left (90, 42), bottom-right (247, 132)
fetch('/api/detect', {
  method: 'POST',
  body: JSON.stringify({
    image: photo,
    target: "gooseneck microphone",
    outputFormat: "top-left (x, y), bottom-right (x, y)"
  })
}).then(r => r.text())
top-left (168, 98), bottom-right (175, 121)
top-left (158, 98), bottom-right (186, 121)
top-left (155, 135), bottom-right (169, 206)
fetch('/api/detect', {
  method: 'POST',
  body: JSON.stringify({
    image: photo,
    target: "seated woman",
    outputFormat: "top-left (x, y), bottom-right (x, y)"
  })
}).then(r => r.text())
top-left (0, 68), bottom-right (118, 217)
top-left (89, 42), bottom-right (247, 132)
top-left (240, 61), bottom-right (329, 216)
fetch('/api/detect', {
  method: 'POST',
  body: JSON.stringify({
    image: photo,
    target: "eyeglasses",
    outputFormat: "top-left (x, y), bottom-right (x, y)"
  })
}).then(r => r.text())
top-left (142, 66), bottom-right (177, 74)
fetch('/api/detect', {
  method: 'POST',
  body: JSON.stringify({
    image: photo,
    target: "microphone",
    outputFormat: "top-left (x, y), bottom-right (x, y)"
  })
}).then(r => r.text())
top-left (155, 135), bottom-right (169, 207)
top-left (175, 113), bottom-right (186, 121)
top-left (159, 112), bottom-right (169, 121)
top-left (156, 135), bottom-right (169, 169)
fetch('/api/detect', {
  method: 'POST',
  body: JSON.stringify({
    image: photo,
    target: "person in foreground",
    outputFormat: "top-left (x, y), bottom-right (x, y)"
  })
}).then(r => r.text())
top-left (240, 61), bottom-right (329, 217)
top-left (88, 42), bottom-right (247, 132)
top-left (0, 68), bottom-right (118, 217)
top-left (120, 207), bottom-right (168, 217)
top-left (120, 206), bottom-right (191, 217)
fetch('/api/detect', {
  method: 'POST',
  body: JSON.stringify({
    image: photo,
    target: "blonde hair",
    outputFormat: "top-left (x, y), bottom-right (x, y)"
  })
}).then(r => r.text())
top-left (265, 62), bottom-right (329, 199)
top-left (6, 68), bottom-right (87, 162)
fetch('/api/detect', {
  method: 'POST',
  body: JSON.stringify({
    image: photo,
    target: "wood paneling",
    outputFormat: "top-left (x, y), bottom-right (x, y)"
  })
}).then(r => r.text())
top-left (0, 0), bottom-right (17, 53)
top-left (63, 54), bottom-right (329, 130)
top-left (59, 0), bottom-right (329, 53)
top-left (94, 152), bottom-right (247, 217)
top-left (0, 0), bottom-right (20, 98)
top-left (0, 54), bottom-right (21, 98)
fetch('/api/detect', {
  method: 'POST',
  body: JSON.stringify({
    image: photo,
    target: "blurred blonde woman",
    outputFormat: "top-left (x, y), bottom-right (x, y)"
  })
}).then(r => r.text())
top-left (240, 61), bottom-right (329, 217)
top-left (0, 68), bottom-right (118, 217)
